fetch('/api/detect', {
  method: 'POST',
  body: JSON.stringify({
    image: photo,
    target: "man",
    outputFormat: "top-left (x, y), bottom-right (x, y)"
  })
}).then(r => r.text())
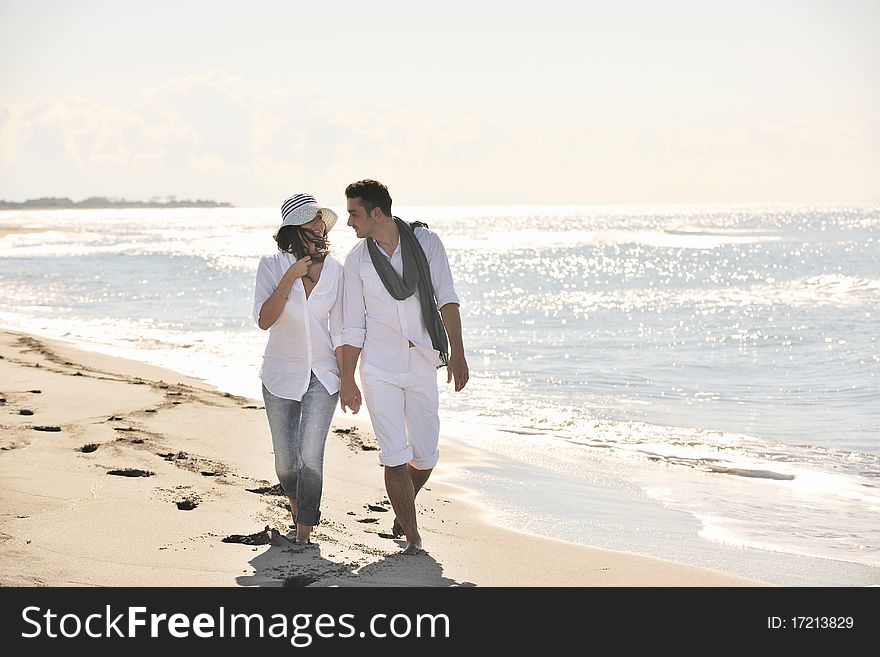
top-left (339, 179), bottom-right (469, 555)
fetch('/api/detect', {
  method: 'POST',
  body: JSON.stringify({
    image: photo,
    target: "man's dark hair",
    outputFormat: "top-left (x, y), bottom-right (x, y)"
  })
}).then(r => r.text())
top-left (273, 224), bottom-right (329, 261)
top-left (345, 179), bottom-right (392, 217)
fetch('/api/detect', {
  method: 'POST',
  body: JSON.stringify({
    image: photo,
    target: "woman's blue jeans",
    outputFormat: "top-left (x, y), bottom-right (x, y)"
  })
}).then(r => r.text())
top-left (261, 373), bottom-right (337, 526)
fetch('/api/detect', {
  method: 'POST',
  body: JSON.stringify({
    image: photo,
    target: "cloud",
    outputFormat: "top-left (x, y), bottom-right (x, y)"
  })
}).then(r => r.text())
top-left (139, 71), bottom-right (253, 166)
top-left (0, 95), bottom-right (184, 167)
top-left (1, 69), bottom-right (521, 202)
top-left (624, 117), bottom-right (880, 163)
top-left (0, 69), bottom-right (878, 204)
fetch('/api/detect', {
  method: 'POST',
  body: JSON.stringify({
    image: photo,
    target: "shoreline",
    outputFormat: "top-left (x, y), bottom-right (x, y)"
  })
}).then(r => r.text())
top-left (0, 329), bottom-right (762, 586)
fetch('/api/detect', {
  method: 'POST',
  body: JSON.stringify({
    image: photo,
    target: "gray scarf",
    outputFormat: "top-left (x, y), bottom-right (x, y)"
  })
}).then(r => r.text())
top-left (366, 217), bottom-right (449, 367)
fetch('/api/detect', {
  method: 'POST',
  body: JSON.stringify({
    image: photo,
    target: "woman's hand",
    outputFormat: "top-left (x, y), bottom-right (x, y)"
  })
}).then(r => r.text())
top-left (285, 255), bottom-right (312, 281)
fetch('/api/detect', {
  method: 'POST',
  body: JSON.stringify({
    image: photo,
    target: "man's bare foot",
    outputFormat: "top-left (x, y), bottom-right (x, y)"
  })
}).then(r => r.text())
top-left (402, 543), bottom-right (425, 555)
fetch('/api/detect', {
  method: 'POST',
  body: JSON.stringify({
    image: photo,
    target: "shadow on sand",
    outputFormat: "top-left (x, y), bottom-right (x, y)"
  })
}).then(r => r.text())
top-left (235, 530), bottom-right (475, 587)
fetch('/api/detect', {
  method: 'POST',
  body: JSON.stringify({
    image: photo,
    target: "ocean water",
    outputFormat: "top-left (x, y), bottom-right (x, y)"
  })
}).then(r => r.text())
top-left (1, 204), bottom-right (878, 584)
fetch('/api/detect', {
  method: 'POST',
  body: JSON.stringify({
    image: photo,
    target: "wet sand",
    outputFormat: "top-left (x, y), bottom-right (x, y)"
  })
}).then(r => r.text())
top-left (0, 329), bottom-right (761, 586)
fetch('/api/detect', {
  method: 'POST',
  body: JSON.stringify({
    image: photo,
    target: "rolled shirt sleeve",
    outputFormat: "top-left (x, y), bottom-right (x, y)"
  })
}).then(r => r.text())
top-left (253, 256), bottom-right (276, 326)
top-left (330, 268), bottom-right (344, 350)
top-left (420, 229), bottom-right (460, 309)
top-left (342, 249), bottom-right (367, 348)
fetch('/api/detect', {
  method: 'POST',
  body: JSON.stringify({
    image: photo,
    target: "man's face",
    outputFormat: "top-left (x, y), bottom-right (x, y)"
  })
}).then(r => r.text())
top-left (346, 197), bottom-right (374, 239)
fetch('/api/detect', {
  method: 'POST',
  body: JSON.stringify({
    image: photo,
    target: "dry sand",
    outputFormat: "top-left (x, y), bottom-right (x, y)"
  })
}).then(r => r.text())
top-left (0, 329), bottom-right (762, 586)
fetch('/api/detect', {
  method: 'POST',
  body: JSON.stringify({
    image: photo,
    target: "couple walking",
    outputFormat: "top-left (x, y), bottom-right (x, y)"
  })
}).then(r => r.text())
top-left (253, 180), bottom-right (469, 555)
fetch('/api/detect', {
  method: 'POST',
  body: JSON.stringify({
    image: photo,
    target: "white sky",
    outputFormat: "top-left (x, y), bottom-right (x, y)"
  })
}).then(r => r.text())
top-left (1, 0), bottom-right (878, 206)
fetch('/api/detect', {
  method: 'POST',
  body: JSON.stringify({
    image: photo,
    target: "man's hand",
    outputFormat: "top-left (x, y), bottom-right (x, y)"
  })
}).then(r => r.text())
top-left (340, 377), bottom-right (362, 414)
top-left (439, 303), bottom-right (468, 392)
top-left (446, 353), bottom-right (469, 392)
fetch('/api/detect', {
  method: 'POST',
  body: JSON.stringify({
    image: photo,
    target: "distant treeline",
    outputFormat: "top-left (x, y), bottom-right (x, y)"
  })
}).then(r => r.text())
top-left (0, 196), bottom-right (233, 209)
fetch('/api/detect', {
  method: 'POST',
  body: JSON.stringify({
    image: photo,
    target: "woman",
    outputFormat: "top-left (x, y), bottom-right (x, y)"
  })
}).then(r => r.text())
top-left (253, 193), bottom-right (343, 544)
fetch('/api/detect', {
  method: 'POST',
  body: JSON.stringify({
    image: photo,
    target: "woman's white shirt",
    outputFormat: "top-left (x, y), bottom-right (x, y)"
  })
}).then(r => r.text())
top-left (253, 252), bottom-right (343, 401)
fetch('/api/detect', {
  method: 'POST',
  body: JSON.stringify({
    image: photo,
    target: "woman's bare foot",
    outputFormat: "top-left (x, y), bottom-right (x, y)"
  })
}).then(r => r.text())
top-left (288, 497), bottom-right (298, 526)
top-left (295, 523), bottom-right (313, 544)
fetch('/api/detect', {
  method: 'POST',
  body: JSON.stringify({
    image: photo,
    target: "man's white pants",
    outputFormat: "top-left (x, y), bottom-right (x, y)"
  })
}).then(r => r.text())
top-left (360, 348), bottom-right (440, 470)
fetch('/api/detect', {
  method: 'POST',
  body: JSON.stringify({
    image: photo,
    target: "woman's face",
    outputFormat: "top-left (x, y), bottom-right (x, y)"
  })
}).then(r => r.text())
top-left (299, 212), bottom-right (327, 255)
top-left (300, 214), bottom-right (326, 240)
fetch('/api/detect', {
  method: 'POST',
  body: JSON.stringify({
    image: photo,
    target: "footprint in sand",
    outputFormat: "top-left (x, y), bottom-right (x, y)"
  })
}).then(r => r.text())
top-left (222, 526), bottom-right (273, 545)
top-left (1, 440), bottom-right (30, 452)
top-left (107, 468), bottom-right (154, 477)
top-left (32, 426), bottom-right (61, 432)
top-left (176, 497), bottom-right (199, 511)
top-left (159, 451), bottom-right (227, 476)
top-left (333, 427), bottom-right (380, 452)
top-left (79, 443), bottom-right (99, 453)
top-left (246, 483), bottom-right (285, 496)
top-left (158, 451), bottom-right (188, 461)
top-left (18, 409), bottom-right (34, 416)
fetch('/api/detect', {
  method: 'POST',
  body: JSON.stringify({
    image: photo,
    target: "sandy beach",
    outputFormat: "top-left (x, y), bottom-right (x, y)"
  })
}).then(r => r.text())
top-left (0, 329), bottom-right (761, 587)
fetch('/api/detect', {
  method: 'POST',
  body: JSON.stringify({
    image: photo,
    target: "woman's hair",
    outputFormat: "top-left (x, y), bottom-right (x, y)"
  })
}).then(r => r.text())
top-left (273, 222), bottom-right (329, 261)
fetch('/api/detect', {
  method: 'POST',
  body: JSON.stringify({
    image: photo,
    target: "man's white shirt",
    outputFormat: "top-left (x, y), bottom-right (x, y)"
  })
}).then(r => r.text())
top-left (342, 227), bottom-right (459, 372)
